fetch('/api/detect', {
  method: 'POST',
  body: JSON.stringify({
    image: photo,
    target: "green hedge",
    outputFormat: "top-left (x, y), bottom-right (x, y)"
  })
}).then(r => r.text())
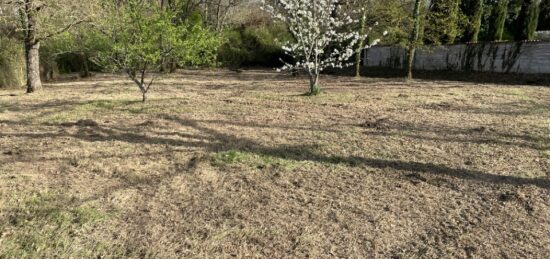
top-left (0, 37), bottom-right (25, 88)
top-left (218, 23), bottom-right (293, 68)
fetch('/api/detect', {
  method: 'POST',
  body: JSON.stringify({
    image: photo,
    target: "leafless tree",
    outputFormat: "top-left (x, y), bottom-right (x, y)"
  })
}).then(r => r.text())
top-left (200, 0), bottom-right (246, 31)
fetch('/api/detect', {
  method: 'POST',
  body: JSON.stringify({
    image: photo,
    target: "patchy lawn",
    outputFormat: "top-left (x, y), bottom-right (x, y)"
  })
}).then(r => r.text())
top-left (0, 70), bottom-right (549, 258)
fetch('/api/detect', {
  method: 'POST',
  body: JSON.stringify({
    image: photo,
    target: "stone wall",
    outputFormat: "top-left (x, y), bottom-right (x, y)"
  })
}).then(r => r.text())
top-left (364, 41), bottom-right (550, 74)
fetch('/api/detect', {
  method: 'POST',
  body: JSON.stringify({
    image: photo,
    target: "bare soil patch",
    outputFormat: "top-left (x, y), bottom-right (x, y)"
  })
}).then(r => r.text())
top-left (1, 69), bottom-right (549, 258)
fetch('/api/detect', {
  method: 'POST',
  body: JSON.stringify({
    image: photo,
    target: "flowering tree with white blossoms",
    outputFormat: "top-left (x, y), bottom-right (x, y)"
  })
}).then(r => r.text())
top-left (262, 0), bottom-right (375, 95)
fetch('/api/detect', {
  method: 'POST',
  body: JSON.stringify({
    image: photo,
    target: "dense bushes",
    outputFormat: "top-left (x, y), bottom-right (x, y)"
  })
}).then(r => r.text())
top-left (218, 23), bottom-right (292, 68)
top-left (0, 37), bottom-right (25, 88)
top-left (1, 21), bottom-right (290, 88)
top-left (39, 29), bottom-right (112, 79)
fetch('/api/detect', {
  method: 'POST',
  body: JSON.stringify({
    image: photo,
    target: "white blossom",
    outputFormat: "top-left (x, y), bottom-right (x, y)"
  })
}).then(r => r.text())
top-left (262, 0), bottom-right (379, 92)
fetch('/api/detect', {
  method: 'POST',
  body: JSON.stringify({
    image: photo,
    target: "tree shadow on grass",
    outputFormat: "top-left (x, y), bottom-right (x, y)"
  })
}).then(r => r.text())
top-left (1, 116), bottom-right (548, 190)
top-left (361, 120), bottom-right (549, 151)
top-left (421, 100), bottom-right (550, 117)
top-left (161, 115), bottom-right (550, 189)
top-left (351, 67), bottom-right (550, 86)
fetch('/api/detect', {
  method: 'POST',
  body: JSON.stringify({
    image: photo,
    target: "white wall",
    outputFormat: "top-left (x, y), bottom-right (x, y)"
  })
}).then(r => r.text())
top-left (364, 41), bottom-right (550, 74)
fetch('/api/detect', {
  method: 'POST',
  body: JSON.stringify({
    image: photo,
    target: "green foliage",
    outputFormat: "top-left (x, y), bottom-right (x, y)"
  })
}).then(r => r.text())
top-left (539, 0), bottom-right (550, 30)
top-left (40, 32), bottom-right (76, 76)
top-left (218, 30), bottom-right (251, 67)
top-left (470, 0), bottom-right (484, 42)
top-left (176, 20), bottom-right (222, 68)
top-left (218, 23), bottom-right (293, 68)
top-left (508, 0), bottom-right (541, 40)
top-left (1, 0), bottom-right (98, 41)
top-left (38, 23), bottom-right (112, 77)
top-left (308, 85), bottom-right (322, 96)
top-left (98, 0), bottom-right (220, 71)
top-left (99, 1), bottom-right (171, 72)
top-left (459, 0), bottom-right (482, 42)
top-left (0, 36), bottom-right (25, 88)
top-left (41, 32), bottom-right (76, 59)
top-left (522, 0), bottom-right (541, 40)
top-left (354, 0), bottom-right (413, 46)
top-left (425, 0), bottom-right (466, 45)
top-left (489, 0), bottom-right (509, 41)
top-left (95, 0), bottom-right (220, 101)
top-left (215, 150), bottom-right (247, 164)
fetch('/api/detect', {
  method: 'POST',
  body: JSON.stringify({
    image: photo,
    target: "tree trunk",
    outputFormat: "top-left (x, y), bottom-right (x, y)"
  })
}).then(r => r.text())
top-left (309, 0), bottom-right (320, 96)
top-left (169, 60), bottom-right (177, 73)
top-left (142, 91), bottom-right (147, 102)
top-left (406, 47), bottom-right (416, 80)
top-left (159, 58), bottom-right (166, 73)
top-left (355, 47), bottom-right (363, 78)
top-left (203, 0), bottom-right (209, 26)
top-left (138, 82), bottom-right (148, 102)
top-left (216, 0), bottom-right (223, 31)
top-left (25, 41), bottom-right (42, 93)
top-left (471, 0), bottom-right (484, 43)
top-left (355, 8), bottom-right (368, 78)
top-left (407, 0), bottom-right (424, 80)
top-left (127, 70), bottom-right (149, 102)
top-left (308, 72), bottom-right (320, 96)
top-left (21, 0), bottom-right (43, 93)
top-left (81, 53), bottom-right (90, 78)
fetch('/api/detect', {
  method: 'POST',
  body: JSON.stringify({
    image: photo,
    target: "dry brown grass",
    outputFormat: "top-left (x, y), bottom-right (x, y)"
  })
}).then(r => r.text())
top-left (1, 69), bottom-right (549, 258)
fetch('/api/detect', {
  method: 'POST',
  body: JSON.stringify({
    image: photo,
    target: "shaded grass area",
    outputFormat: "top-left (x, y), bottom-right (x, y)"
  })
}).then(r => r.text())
top-left (0, 70), bottom-right (549, 257)
top-left (0, 191), bottom-right (113, 258)
top-left (332, 66), bottom-right (550, 86)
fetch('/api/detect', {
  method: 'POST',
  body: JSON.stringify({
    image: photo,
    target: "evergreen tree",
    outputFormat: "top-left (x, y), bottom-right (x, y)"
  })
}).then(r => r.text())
top-left (470, 0), bottom-right (484, 42)
top-left (517, 0), bottom-right (541, 40)
top-left (539, 0), bottom-right (550, 30)
top-left (425, 0), bottom-right (463, 44)
top-left (490, 0), bottom-right (509, 41)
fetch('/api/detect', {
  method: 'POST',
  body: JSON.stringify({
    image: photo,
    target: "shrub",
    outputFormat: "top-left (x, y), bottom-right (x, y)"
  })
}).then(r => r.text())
top-left (218, 23), bottom-right (293, 68)
top-left (40, 29), bottom-right (112, 79)
top-left (0, 37), bottom-right (25, 88)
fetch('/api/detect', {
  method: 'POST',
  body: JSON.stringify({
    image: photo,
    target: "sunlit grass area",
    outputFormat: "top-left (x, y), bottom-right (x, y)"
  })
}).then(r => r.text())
top-left (1, 70), bottom-right (549, 258)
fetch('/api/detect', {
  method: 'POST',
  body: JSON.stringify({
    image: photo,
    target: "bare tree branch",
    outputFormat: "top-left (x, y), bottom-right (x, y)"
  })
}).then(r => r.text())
top-left (39, 19), bottom-right (88, 41)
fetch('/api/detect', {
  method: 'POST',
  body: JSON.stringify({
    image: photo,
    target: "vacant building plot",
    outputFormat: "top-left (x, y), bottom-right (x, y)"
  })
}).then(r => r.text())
top-left (0, 70), bottom-right (549, 258)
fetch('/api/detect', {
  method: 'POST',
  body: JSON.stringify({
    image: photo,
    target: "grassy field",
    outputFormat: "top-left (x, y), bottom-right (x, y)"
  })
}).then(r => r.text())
top-left (0, 70), bottom-right (549, 258)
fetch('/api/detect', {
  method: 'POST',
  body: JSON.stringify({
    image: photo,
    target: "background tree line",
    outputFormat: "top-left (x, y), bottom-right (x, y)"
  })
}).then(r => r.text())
top-left (0, 0), bottom-right (548, 90)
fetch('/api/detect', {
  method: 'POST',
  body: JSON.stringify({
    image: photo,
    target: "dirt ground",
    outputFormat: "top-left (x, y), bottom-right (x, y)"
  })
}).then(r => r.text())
top-left (0, 69), bottom-right (549, 258)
